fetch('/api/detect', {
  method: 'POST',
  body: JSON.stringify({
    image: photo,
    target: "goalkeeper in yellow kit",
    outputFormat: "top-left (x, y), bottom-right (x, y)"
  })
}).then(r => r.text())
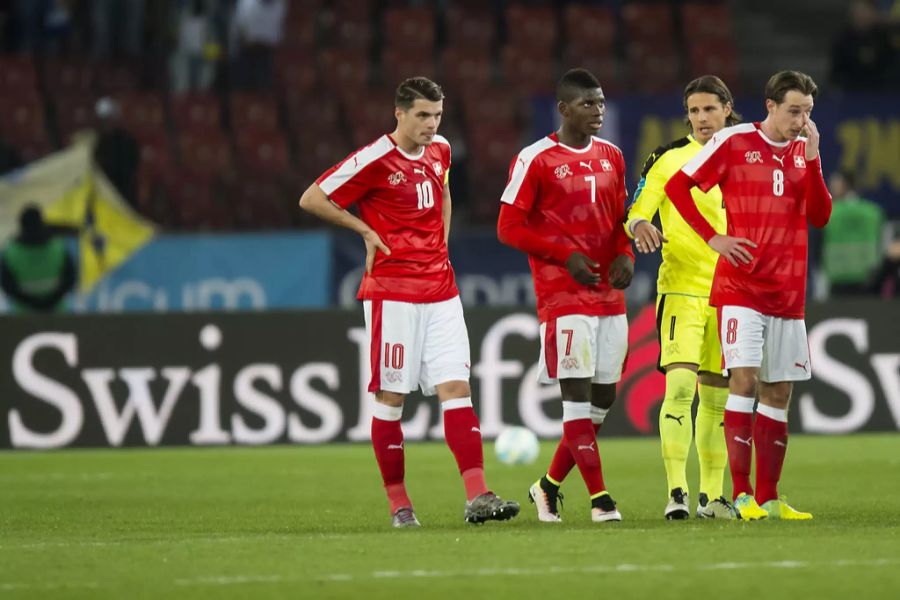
top-left (626, 75), bottom-right (741, 519)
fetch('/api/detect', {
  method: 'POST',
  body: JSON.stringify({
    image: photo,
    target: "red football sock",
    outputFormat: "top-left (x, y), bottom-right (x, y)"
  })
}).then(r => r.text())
top-left (443, 399), bottom-right (488, 501)
top-left (754, 409), bottom-right (788, 505)
top-left (724, 394), bottom-right (755, 500)
top-left (371, 415), bottom-right (410, 514)
top-left (547, 422), bottom-right (602, 484)
top-left (563, 418), bottom-right (606, 496)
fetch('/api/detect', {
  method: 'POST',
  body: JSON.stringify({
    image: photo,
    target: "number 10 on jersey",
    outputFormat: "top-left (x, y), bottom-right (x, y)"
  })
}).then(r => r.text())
top-left (416, 181), bottom-right (434, 209)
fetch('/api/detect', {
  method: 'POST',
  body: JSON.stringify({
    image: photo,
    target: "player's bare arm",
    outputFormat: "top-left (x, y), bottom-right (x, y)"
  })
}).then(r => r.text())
top-left (565, 252), bottom-right (601, 286)
top-left (607, 254), bottom-right (634, 289)
top-left (632, 220), bottom-right (668, 253)
top-left (299, 183), bottom-right (391, 274)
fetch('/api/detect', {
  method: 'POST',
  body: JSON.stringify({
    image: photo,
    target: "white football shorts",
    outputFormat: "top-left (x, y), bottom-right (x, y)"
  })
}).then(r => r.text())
top-left (719, 305), bottom-right (811, 382)
top-left (538, 314), bottom-right (628, 384)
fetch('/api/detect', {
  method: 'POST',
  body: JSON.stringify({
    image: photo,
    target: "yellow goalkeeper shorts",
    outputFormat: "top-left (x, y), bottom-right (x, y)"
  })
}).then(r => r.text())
top-left (655, 293), bottom-right (722, 375)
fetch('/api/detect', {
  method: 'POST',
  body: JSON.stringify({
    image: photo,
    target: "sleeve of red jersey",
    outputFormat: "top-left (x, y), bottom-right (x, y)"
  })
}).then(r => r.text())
top-left (805, 157), bottom-right (833, 228)
top-left (316, 145), bottom-right (387, 208)
top-left (614, 150), bottom-right (635, 259)
top-left (665, 132), bottom-right (731, 242)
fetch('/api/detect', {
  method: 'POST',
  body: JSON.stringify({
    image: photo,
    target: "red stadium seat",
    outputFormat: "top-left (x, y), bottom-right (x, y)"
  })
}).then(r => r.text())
top-left (319, 49), bottom-right (370, 93)
top-left (688, 41), bottom-right (739, 88)
top-left (284, 94), bottom-right (339, 140)
top-left (445, 7), bottom-right (495, 50)
top-left (500, 46), bottom-right (557, 95)
top-left (441, 47), bottom-right (494, 94)
top-left (466, 126), bottom-right (522, 175)
top-left (681, 2), bottom-right (733, 42)
top-left (170, 93), bottom-right (222, 132)
top-left (281, 7), bottom-right (317, 50)
top-left (563, 49), bottom-right (624, 94)
top-left (117, 92), bottom-right (166, 140)
top-left (627, 40), bottom-right (683, 93)
top-left (234, 129), bottom-right (290, 176)
top-left (460, 87), bottom-right (522, 131)
top-left (228, 177), bottom-right (293, 229)
top-left (0, 55), bottom-right (38, 91)
top-left (137, 132), bottom-right (173, 178)
top-left (54, 95), bottom-right (98, 143)
top-left (275, 50), bottom-right (318, 99)
top-left (297, 136), bottom-right (351, 182)
top-left (165, 174), bottom-right (232, 231)
top-left (229, 93), bottom-right (280, 132)
top-left (0, 93), bottom-right (47, 143)
top-left (177, 129), bottom-right (233, 177)
top-left (563, 5), bottom-right (616, 53)
top-left (505, 5), bottom-right (558, 51)
top-left (383, 7), bottom-right (435, 51)
top-left (41, 58), bottom-right (94, 96)
top-left (332, 17), bottom-right (375, 51)
top-left (93, 61), bottom-right (141, 94)
top-left (381, 48), bottom-right (437, 87)
top-left (621, 3), bottom-right (676, 43)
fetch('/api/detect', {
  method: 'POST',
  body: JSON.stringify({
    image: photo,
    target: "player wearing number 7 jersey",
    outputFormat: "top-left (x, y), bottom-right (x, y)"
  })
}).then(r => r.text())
top-left (498, 69), bottom-right (634, 524)
top-left (299, 77), bottom-right (519, 528)
top-left (665, 71), bottom-right (832, 521)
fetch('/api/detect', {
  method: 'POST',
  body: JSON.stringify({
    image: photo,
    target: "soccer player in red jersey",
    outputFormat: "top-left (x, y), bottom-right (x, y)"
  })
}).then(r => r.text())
top-left (665, 71), bottom-right (833, 520)
top-left (497, 68), bottom-right (634, 523)
top-left (299, 77), bottom-right (519, 528)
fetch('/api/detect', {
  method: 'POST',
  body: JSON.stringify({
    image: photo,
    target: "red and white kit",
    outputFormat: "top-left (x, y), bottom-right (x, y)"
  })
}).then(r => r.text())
top-left (317, 134), bottom-right (469, 394)
top-left (673, 122), bottom-right (832, 381)
top-left (499, 133), bottom-right (633, 383)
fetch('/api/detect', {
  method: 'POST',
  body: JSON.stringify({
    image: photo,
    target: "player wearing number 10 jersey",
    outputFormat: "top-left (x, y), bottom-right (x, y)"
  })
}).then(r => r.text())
top-left (666, 71), bottom-right (832, 521)
top-left (498, 69), bottom-right (634, 524)
top-left (300, 77), bottom-right (519, 528)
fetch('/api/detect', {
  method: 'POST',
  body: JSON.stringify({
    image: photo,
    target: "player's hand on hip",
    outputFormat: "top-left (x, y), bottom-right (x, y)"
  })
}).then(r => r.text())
top-left (708, 234), bottom-right (757, 267)
top-left (633, 221), bottom-right (667, 253)
top-left (566, 251), bottom-right (601, 286)
top-left (608, 254), bottom-right (634, 289)
top-left (803, 117), bottom-right (820, 161)
top-left (363, 230), bottom-right (391, 275)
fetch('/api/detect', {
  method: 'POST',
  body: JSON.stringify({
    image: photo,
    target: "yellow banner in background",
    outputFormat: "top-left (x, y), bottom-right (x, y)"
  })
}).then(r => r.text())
top-left (0, 139), bottom-right (155, 292)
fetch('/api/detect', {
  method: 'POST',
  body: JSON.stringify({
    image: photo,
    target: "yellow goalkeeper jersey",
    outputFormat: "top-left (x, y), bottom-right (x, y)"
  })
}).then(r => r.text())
top-left (625, 135), bottom-right (726, 298)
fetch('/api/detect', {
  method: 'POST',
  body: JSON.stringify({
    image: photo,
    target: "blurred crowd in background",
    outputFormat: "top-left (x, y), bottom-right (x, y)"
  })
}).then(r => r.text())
top-left (0, 0), bottom-right (898, 305)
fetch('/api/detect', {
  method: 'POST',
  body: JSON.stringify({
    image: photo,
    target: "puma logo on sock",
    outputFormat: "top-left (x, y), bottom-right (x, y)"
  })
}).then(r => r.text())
top-left (577, 442), bottom-right (596, 452)
top-left (665, 414), bottom-right (685, 426)
top-left (387, 443), bottom-right (404, 450)
top-left (733, 436), bottom-right (752, 446)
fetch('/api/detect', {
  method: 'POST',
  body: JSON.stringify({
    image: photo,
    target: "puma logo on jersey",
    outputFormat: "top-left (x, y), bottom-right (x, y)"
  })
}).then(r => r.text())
top-left (733, 435), bottom-right (752, 447)
top-left (745, 151), bottom-right (762, 164)
top-left (772, 154), bottom-right (785, 167)
top-left (579, 160), bottom-right (593, 171)
top-left (665, 413), bottom-right (685, 426)
top-left (413, 167), bottom-right (427, 177)
top-left (577, 442), bottom-right (596, 452)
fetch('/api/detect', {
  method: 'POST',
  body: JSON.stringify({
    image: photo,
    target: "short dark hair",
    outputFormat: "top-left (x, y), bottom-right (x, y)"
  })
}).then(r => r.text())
top-left (765, 70), bottom-right (818, 104)
top-left (395, 77), bottom-right (444, 110)
top-left (683, 75), bottom-right (742, 127)
top-left (557, 68), bottom-right (601, 103)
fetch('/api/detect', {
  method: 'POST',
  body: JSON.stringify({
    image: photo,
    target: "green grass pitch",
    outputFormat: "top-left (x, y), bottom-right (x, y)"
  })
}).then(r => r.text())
top-left (2, 434), bottom-right (899, 599)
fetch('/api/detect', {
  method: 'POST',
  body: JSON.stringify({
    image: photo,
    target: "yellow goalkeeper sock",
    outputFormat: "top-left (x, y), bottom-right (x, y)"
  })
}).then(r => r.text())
top-left (659, 368), bottom-right (696, 494)
top-left (696, 383), bottom-right (729, 500)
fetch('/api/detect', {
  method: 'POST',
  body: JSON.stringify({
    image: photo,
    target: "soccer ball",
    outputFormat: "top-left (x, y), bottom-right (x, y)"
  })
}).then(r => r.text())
top-left (494, 426), bottom-right (540, 465)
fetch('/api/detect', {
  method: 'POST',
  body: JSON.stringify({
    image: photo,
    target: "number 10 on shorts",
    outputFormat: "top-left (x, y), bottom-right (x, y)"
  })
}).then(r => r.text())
top-left (384, 343), bottom-right (405, 369)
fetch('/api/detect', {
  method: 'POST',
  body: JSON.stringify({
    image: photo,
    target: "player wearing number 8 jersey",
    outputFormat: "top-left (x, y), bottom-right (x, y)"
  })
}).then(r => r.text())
top-left (666, 71), bottom-right (833, 520)
top-left (498, 69), bottom-right (634, 524)
top-left (300, 77), bottom-right (519, 528)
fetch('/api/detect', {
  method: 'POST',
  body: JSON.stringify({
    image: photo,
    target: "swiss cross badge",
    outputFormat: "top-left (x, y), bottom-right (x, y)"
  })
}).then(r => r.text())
top-left (794, 156), bottom-right (806, 168)
top-left (599, 159), bottom-right (612, 172)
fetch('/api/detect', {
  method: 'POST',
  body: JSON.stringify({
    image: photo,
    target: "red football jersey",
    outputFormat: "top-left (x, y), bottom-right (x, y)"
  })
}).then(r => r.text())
top-left (681, 122), bottom-right (815, 318)
top-left (500, 133), bottom-right (631, 322)
top-left (317, 134), bottom-right (457, 303)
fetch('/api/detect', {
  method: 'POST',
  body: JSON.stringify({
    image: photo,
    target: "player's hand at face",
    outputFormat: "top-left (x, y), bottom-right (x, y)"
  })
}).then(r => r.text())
top-left (608, 254), bottom-right (634, 289)
top-left (633, 221), bottom-right (668, 253)
top-left (708, 234), bottom-right (757, 267)
top-left (565, 251), bottom-right (601, 286)
top-left (363, 230), bottom-right (391, 274)
top-left (803, 117), bottom-right (820, 161)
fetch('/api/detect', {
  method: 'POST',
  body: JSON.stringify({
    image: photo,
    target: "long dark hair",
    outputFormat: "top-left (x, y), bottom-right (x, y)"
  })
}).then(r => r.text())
top-left (683, 75), bottom-right (741, 126)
